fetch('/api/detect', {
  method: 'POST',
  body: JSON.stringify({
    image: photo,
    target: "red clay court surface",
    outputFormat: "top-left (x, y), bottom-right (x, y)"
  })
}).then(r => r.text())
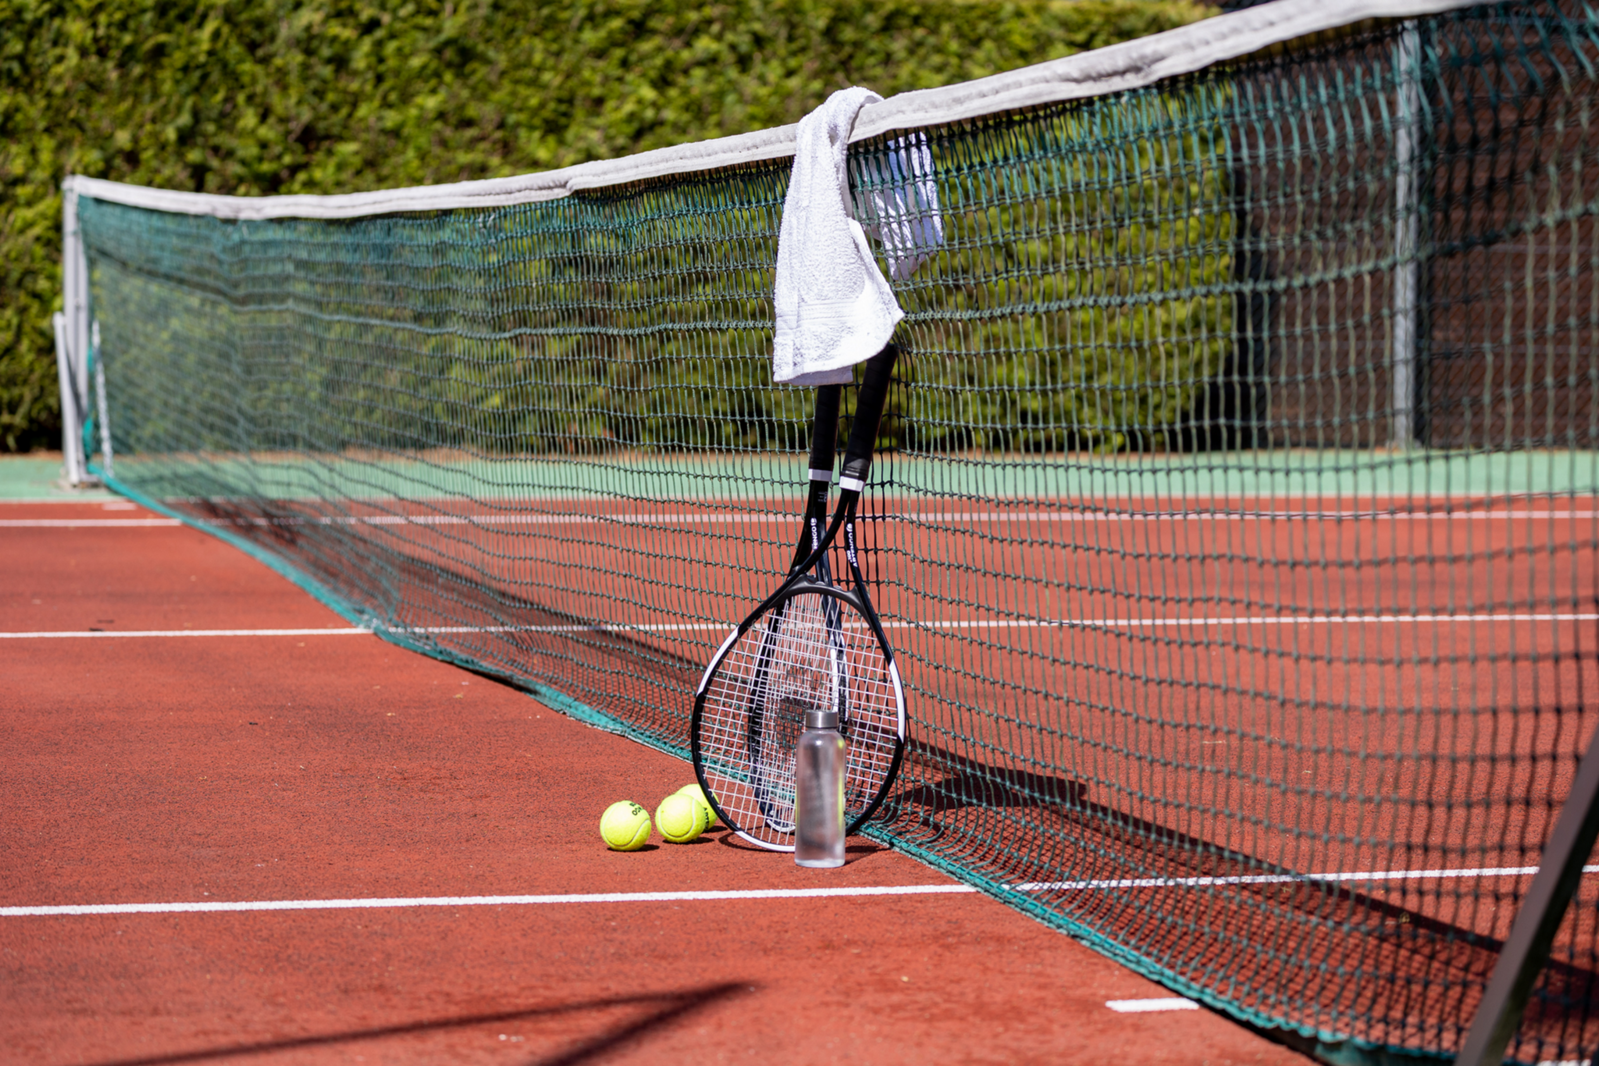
top-left (2, 498), bottom-right (1311, 1065)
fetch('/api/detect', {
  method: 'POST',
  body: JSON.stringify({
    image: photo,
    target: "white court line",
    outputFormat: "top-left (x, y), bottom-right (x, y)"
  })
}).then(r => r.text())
top-left (1012, 865), bottom-right (1599, 892)
top-left (4, 509), bottom-right (1595, 529)
top-left (903, 614), bottom-right (1599, 631)
top-left (1107, 998), bottom-right (1199, 1013)
top-left (7, 864), bottom-right (1592, 918)
top-left (2, 883), bottom-right (975, 917)
top-left (902, 510), bottom-right (1599, 524)
top-left (0, 517), bottom-right (182, 527)
top-left (0, 496), bottom-right (116, 505)
top-left (0, 627), bottom-right (373, 639)
top-left (286, 508), bottom-right (1599, 527)
top-left (6, 613), bottom-right (1597, 640)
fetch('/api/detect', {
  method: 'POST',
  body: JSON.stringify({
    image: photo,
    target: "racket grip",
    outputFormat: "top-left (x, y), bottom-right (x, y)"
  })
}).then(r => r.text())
top-left (808, 384), bottom-right (841, 479)
top-left (840, 344), bottom-right (899, 490)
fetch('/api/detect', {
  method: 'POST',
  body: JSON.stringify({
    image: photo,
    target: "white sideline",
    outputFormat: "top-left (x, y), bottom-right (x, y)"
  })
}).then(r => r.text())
top-left (7, 865), bottom-right (1592, 918)
top-left (62, 0), bottom-right (1478, 219)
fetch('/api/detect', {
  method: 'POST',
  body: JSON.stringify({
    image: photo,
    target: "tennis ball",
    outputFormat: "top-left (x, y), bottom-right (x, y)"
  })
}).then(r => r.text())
top-left (600, 800), bottom-right (652, 851)
top-left (656, 793), bottom-right (709, 844)
top-left (676, 783), bottom-right (717, 828)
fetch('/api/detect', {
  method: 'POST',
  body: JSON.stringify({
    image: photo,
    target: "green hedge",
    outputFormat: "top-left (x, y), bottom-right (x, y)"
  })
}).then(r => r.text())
top-left (0, 0), bottom-right (1211, 453)
top-left (894, 84), bottom-right (1237, 453)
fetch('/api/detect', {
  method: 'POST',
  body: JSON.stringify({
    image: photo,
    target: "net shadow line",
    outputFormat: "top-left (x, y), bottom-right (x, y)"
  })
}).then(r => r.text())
top-left (883, 744), bottom-right (1599, 1053)
top-left (885, 739), bottom-right (1599, 988)
top-left (72, 984), bottom-right (749, 1066)
top-left (181, 494), bottom-right (705, 683)
top-left (1070, 790), bottom-right (1512, 958)
top-left (151, 496), bottom-right (705, 759)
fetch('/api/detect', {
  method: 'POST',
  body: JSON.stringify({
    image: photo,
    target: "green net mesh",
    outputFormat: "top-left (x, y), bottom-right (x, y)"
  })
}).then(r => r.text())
top-left (76, 3), bottom-right (1599, 1060)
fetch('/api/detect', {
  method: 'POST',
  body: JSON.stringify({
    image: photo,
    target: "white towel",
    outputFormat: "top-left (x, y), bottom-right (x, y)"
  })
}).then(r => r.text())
top-left (772, 87), bottom-right (904, 386)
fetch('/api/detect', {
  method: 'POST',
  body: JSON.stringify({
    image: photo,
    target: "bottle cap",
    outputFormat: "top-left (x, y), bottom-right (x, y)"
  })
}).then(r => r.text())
top-left (805, 709), bottom-right (840, 730)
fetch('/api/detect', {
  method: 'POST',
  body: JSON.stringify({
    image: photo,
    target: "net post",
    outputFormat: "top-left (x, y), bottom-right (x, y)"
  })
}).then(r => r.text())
top-left (1391, 19), bottom-right (1422, 449)
top-left (92, 319), bottom-right (113, 478)
top-left (1455, 721), bottom-right (1599, 1066)
top-left (51, 311), bottom-right (83, 487)
top-left (59, 177), bottom-right (92, 485)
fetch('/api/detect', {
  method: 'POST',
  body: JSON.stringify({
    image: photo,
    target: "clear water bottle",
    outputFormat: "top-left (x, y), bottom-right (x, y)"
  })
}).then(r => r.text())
top-left (794, 708), bottom-right (847, 868)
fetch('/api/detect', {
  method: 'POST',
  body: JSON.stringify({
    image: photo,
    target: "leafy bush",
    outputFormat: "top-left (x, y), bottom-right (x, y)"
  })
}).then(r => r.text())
top-left (1, 0), bottom-right (1211, 452)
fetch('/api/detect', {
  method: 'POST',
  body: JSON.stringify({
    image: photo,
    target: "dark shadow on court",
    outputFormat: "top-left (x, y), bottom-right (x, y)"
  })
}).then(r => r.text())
top-left (878, 739), bottom-right (1090, 842)
top-left (714, 830), bottom-right (772, 852)
top-left (710, 822), bottom-right (887, 860)
top-left (526, 983), bottom-right (747, 1066)
top-left (890, 765), bottom-right (1088, 814)
top-left (880, 738), bottom-right (1599, 1055)
top-left (76, 983), bottom-right (749, 1066)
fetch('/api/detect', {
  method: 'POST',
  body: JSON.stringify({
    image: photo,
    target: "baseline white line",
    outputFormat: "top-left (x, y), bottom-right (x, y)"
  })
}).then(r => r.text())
top-left (2, 883), bottom-right (976, 917)
top-left (8, 613), bottom-right (1596, 639)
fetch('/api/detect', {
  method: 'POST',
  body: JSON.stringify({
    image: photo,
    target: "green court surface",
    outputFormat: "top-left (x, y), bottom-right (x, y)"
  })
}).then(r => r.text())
top-left (0, 455), bottom-right (111, 502)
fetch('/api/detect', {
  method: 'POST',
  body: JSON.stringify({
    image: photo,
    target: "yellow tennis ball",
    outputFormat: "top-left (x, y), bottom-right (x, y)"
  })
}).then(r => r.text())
top-left (600, 800), bottom-right (652, 851)
top-left (656, 793), bottom-right (708, 843)
top-left (676, 783), bottom-right (717, 828)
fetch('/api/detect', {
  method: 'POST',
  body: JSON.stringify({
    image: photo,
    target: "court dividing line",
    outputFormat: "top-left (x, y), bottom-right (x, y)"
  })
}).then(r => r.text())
top-left (8, 865), bottom-right (1592, 918)
top-left (5, 509), bottom-right (1596, 529)
top-left (7, 614), bottom-right (1598, 640)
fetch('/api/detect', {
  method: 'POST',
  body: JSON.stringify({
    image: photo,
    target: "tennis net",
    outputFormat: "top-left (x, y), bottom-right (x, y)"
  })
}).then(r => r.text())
top-left (58, 0), bottom-right (1599, 1060)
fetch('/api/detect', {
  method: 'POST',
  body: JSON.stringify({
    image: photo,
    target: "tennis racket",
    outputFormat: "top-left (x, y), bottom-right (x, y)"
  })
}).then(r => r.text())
top-left (692, 344), bottom-right (907, 851)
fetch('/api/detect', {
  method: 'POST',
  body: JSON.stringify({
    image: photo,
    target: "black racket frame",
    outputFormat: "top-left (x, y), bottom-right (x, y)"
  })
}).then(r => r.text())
top-left (691, 344), bottom-right (907, 844)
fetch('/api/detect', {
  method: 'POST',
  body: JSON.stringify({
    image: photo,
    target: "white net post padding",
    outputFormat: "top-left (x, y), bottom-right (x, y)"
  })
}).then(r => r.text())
top-left (56, 181), bottom-right (91, 486)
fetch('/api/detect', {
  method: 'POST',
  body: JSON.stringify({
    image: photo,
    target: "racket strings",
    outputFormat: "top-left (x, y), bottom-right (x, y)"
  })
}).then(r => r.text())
top-left (699, 590), bottom-right (902, 848)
